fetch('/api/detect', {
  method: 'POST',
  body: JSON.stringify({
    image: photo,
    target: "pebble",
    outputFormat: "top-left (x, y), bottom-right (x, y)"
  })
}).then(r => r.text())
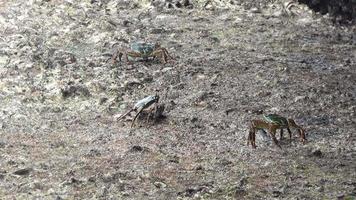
top-left (294, 96), bottom-right (307, 102)
top-left (311, 149), bottom-right (323, 158)
top-left (0, 55), bottom-right (9, 66)
top-left (130, 145), bottom-right (147, 153)
top-left (13, 168), bottom-right (32, 176)
top-left (250, 7), bottom-right (261, 13)
top-left (154, 181), bottom-right (167, 189)
top-left (272, 190), bottom-right (282, 197)
top-left (0, 141), bottom-right (5, 148)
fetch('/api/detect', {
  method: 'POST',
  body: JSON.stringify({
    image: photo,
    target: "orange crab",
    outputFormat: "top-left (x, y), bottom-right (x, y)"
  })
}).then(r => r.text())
top-left (247, 114), bottom-right (306, 149)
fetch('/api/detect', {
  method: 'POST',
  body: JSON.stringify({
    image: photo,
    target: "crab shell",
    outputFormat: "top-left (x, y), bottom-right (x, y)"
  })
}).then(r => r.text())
top-left (263, 114), bottom-right (288, 126)
top-left (133, 95), bottom-right (159, 110)
top-left (130, 42), bottom-right (156, 58)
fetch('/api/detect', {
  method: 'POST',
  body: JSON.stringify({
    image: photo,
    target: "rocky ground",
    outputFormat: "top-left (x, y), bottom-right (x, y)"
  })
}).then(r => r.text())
top-left (0, 0), bottom-right (355, 199)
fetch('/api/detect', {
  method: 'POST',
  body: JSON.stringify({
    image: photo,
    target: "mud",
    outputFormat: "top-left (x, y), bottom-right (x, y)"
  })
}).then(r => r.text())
top-left (0, 0), bottom-right (355, 199)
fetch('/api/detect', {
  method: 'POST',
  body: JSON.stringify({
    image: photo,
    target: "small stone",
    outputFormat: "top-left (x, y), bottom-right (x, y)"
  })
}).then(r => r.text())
top-left (13, 168), bottom-right (32, 176)
top-left (272, 190), bottom-right (282, 197)
top-left (250, 7), bottom-right (261, 13)
top-left (191, 117), bottom-right (198, 123)
top-left (234, 188), bottom-right (247, 198)
top-left (88, 177), bottom-right (96, 182)
top-left (0, 141), bottom-right (5, 148)
top-left (122, 20), bottom-right (131, 26)
top-left (55, 196), bottom-right (63, 200)
top-left (294, 96), bottom-right (307, 102)
top-left (154, 181), bottom-right (167, 189)
top-left (130, 145), bottom-right (144, 152)
top-left (220, 159), bottom-right (233, 166)
top-left (168, 156), bottom-right (180, 163)
top-left (239, 177), bottom-right (248, 187)
top-left (151, 28), bottom-right (166, 34)
top-left (317, 186), bottom-right (324, 192)
top-left (312, 149), bottom-right (323, 158)
top-left (183, 0), bottom-right (192, 8)
top-left (52, 107), bottom-right (62, 113)
top-left (0, 55), bottom-right (9, 66)
top-left (70, 177), bottom-right (80, 184)
top-left (99, 97), bottom-right (108, 105)
top-left (61, 85), bottom-right (91, 99)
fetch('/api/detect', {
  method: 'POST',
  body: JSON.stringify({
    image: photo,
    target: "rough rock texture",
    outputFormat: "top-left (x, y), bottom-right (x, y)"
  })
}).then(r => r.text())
top-left (0, 0), bottom-right (355, 199)
top-left (298, 0), bottom-right (356, 23)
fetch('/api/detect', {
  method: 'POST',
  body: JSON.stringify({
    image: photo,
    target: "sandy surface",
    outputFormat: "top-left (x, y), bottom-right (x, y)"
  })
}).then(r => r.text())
top-left (0, 0), bottom-right (355, 199)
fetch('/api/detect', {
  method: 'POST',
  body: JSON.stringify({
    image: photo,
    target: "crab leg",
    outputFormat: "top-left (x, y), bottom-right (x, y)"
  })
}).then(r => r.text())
top-left (248, 123), bottom-right (257, 148)
top-left (247, 129), bottom-right (253, 147)
top-left (111, 49), bottom-right (121, 64)
top-left (268, 125), bottom-right (282, 149)
top-left (280, 129), bottom-right (284, 140)
top-left (286, 127), bottom-right (292, 141)
top-left (288, 119), bottom-right (307, 143)
top-left (117, 108), bottom-right (135, 121)
top-left (161, 47), bottom-right (173, 59)
top-left (279, 128), bottom-right (292, 141)
top-left (131, 107), bottom-right (144, 128)
top-left (151, 49), bottom-right (166, 64)
top-left (247, 127), bottom-right (252, 146)
top-left (251, 128), bottom-right (256, 148)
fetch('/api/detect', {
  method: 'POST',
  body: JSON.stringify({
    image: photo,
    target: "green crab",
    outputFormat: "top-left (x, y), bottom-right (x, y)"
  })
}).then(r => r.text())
top-left (111, 42), bottom-right (173, 64)
top-left (117, 95), bottom-right (161, 128)
top-left (247, 114), bottom-right (306, 149)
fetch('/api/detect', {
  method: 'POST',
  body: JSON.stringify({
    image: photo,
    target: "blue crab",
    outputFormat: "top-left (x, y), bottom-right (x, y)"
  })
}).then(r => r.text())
top-left (117, 95), bottom-right (160, 128)
top-left (247, 114), bottom-right (306, 149)
top-left (111, 42), bottom-right (173, 64)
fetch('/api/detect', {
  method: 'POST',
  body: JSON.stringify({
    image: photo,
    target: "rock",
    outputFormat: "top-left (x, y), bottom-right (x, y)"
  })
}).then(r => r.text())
top-left (219, 158), bottom-right (233, 167)
top-left (99, 97), bottom-right (108, 105)
top-left (86, 149), bottom-right (101, 157)
top-left (0, 55), bottom-right (9, 66)
top-left (250, 7), bottom-right (261, 13)
top-left (154, 181), bottom-right (167, 189)
top-left (61, 85), bottom-right (91, 99)
top-left (168, 155), bottom-right (180, 163)
top-left (130, 145), bottom-right (143, 152)
top-left (87, 176), bottom-right (96, 182)
top-left (311, 149), bottom-right (323, 157)
top-left (13, 168), bottom-right (32, 176)
top-left (272, 190), bottom-right (282, 197)
top-left (234, 188), bottom-right (247, 198)
top-left (0, 141), bottom-right (5, 148)
top-left (129, 145), bottom-right (150, 153)
top-left (298, 0), bottom-right (355, 23)
top-left (178, 183), bottom-right (213, 197)
top-left (150, 28), bottom-right (166, 34)
top-left (122, 20), bottom-right (131, 27)
top-left (123, 79), bottom-right (143, 90)
top-left (55, 196), bottom-right (63, 200)
top-left (239, 177), bottom-right (248, 187)
top-left (294, 96), bottom-right (307, 102)
top-left (317, 185), bottom-right (324, 192)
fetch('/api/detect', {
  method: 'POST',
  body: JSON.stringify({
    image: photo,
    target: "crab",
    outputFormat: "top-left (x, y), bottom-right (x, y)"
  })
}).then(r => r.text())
top-left (117, 95), bottom-right (160, 128)
top-left (247, 114), bottom-right (306, 149)
top-left (111, 42), bottom-right (173, 64)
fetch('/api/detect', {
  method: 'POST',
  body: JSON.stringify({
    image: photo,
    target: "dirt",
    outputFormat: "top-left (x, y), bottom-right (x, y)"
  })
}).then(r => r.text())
top-left (0, 0), bottom-right (355, 199)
